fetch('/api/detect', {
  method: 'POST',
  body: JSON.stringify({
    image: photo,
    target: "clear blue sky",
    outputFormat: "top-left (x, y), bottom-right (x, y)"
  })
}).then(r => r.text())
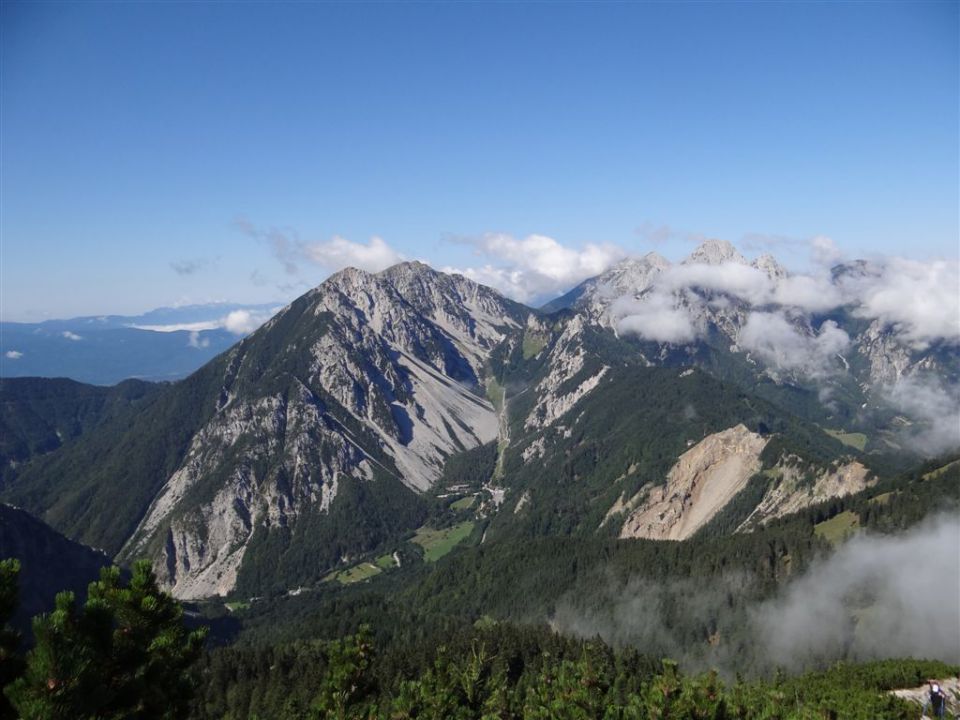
top-left (2, 1), bottom-right (957, 320)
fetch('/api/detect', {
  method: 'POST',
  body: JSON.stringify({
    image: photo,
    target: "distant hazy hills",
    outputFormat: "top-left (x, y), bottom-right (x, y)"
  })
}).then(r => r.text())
top-left (0, 303), bottom-right (280, 385)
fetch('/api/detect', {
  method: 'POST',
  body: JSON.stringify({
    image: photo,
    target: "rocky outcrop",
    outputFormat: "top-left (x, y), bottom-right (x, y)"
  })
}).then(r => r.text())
top-left (738, 459), bottom-right (872, 530)
top-left (524, 315), bottom-right (610, 430)
top-left (619, 425), bottom-right (768, 541)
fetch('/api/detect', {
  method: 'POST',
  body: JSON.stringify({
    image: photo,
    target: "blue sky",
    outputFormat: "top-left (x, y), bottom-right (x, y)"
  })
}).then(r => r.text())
top-left (2, 1), bottom-right (957, 320)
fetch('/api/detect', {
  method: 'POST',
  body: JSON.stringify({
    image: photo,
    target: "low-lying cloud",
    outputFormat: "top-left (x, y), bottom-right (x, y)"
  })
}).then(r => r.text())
top-left (133, 307), bottom-right (280, 337)
top-left (754, 514), bottom-right (960, 671)
top-left (554, 515), bottom-right (960, 674)
top-left (882, 375), bottom-right (960, 456)
top-left (187, 331), bottom-right (210, 349)
top-left (839, 258), bottom-right (960, 349)
top-left (612, 291), bottom-right (698, 344)
top-left (4, 350), bottom-right (23, 360)
top-left (662, 262), bottom-right (773, 307)
top-left (738, 313), bottom-right (850, 378)
top-left (61, 331), bottom-right (83, 341)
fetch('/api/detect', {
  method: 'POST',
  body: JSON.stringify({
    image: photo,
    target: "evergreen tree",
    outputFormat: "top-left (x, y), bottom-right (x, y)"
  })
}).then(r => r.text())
top-left (5, 560), bottom-right (206, 720)
top-left (0, 560), bottom-right (22, 720)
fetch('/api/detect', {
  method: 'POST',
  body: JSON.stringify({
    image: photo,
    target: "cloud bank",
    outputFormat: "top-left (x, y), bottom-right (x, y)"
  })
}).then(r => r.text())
top-left (882, 375), bottom-right (960, 456)
top-left (554, 515), bottom-right (960, 673)
top-left (445, 233), bottom-right (626, 304)
top-left (607, 244), bottom-right (958, 357)
top-left (838, 258), bottom-right (960, 350)
top-left (612, 291), bottom-right (698, 344)
top-left (754, 515), bottom-right (960, 670)
top-left (738, 313), bottom-right (850, 378)
top-left (133, 307), bottom-right (281, 337)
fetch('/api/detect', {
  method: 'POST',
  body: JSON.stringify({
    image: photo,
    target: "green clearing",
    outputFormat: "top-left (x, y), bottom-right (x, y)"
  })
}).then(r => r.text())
top-left (521, 332), bottom-right (548, 360)
top-left (485, 376), bottom-right (505, 411)
top-left (923, 459), bottom-right (960, 480)
top-left (824, 429), bottom-right (868, 451)
top-left (224, 600), bottom-right (250, 612)
top-left (450, 495), bottom-right (475, 511)
top-left (374, 553), bottom-right (397, 569)
top-left (325, 562), bottom-right (382, 585)
top-left (412, 521), bottom-right (476, 562)
top-left (869, 491), bottom-right (893, 505)
top-left (814, 510), bottom-right (860, 546)
top-left (493, 439), bottom-right (509, 481)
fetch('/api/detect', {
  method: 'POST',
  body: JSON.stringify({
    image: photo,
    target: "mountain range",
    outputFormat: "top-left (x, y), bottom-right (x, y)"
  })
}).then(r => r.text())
top-left (1, 240), bottom-right (957, 602)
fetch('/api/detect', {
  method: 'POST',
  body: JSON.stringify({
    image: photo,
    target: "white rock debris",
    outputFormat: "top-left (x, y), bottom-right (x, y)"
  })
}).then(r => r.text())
top-left (619, 425), bottom-right (769, 541)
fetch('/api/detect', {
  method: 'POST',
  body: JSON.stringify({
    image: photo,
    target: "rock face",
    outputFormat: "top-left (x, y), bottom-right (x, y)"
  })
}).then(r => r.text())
top-left (738, 460), bottom-right (872, 529)
top-left (524, 315), bottom-right (610, 431)
top-left (619, 425), bottom-right (769, 541)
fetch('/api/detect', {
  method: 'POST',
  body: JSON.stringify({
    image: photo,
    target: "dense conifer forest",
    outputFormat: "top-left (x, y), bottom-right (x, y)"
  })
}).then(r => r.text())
top-left (3, 457), bottom-right (955, 718)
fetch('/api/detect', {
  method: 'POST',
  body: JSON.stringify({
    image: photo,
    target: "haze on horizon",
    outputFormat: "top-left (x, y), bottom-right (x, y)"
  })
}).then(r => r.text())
top-left (1, 1), bottom-right (957, 321)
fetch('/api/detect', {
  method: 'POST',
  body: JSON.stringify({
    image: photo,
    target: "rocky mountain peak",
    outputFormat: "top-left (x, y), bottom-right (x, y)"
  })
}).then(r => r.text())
top-left (685, 239), bottom-right (747, 266)
top-left (752, 253), bottom-right (788, 279)
top-left (377, 260), bottom-right (436, 281)
top-left (831, 258), bottom-right (883, 282)
top-left (321, 265), bottom-right (375, 295)
top-left (597, 252), bottom-right (671, 296)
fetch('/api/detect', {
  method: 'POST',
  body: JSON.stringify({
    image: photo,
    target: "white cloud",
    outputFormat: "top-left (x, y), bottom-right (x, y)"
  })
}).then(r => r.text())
top-left (446, 233), bottom-right (627, 303)
top-left (187, 331), bottom-right (210, 349)
top-left (613, 291), bottom-right (699, 344)
top-left (883, 375), bottom-right (960, 456)
top-left (236, 218), bottom-right (404, 276)
top-left (5, 350), bottom-right (23, 359)
top-left (663, 262), bottom-right (773, 305)
top-left (302, 235), bottom-right (404, 273)
top-left (739, 312), bottom-right (850, 378)
top-left (771, 274), bottom-right (843, 312)
top-left (132, 321), bottom-right (220, 333)
top-left (840, 257), bottom-right (960, 349)
top-left (223, 309), bottom-right (266, 335)
top-left (133, 308), bottom-right (280, 337)
top-left (62, 331), bottom-right (83, 341)
top-left (810, 235), bottom-right (844, 267)
top-left (755, 515), bottom-right (960, 670)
